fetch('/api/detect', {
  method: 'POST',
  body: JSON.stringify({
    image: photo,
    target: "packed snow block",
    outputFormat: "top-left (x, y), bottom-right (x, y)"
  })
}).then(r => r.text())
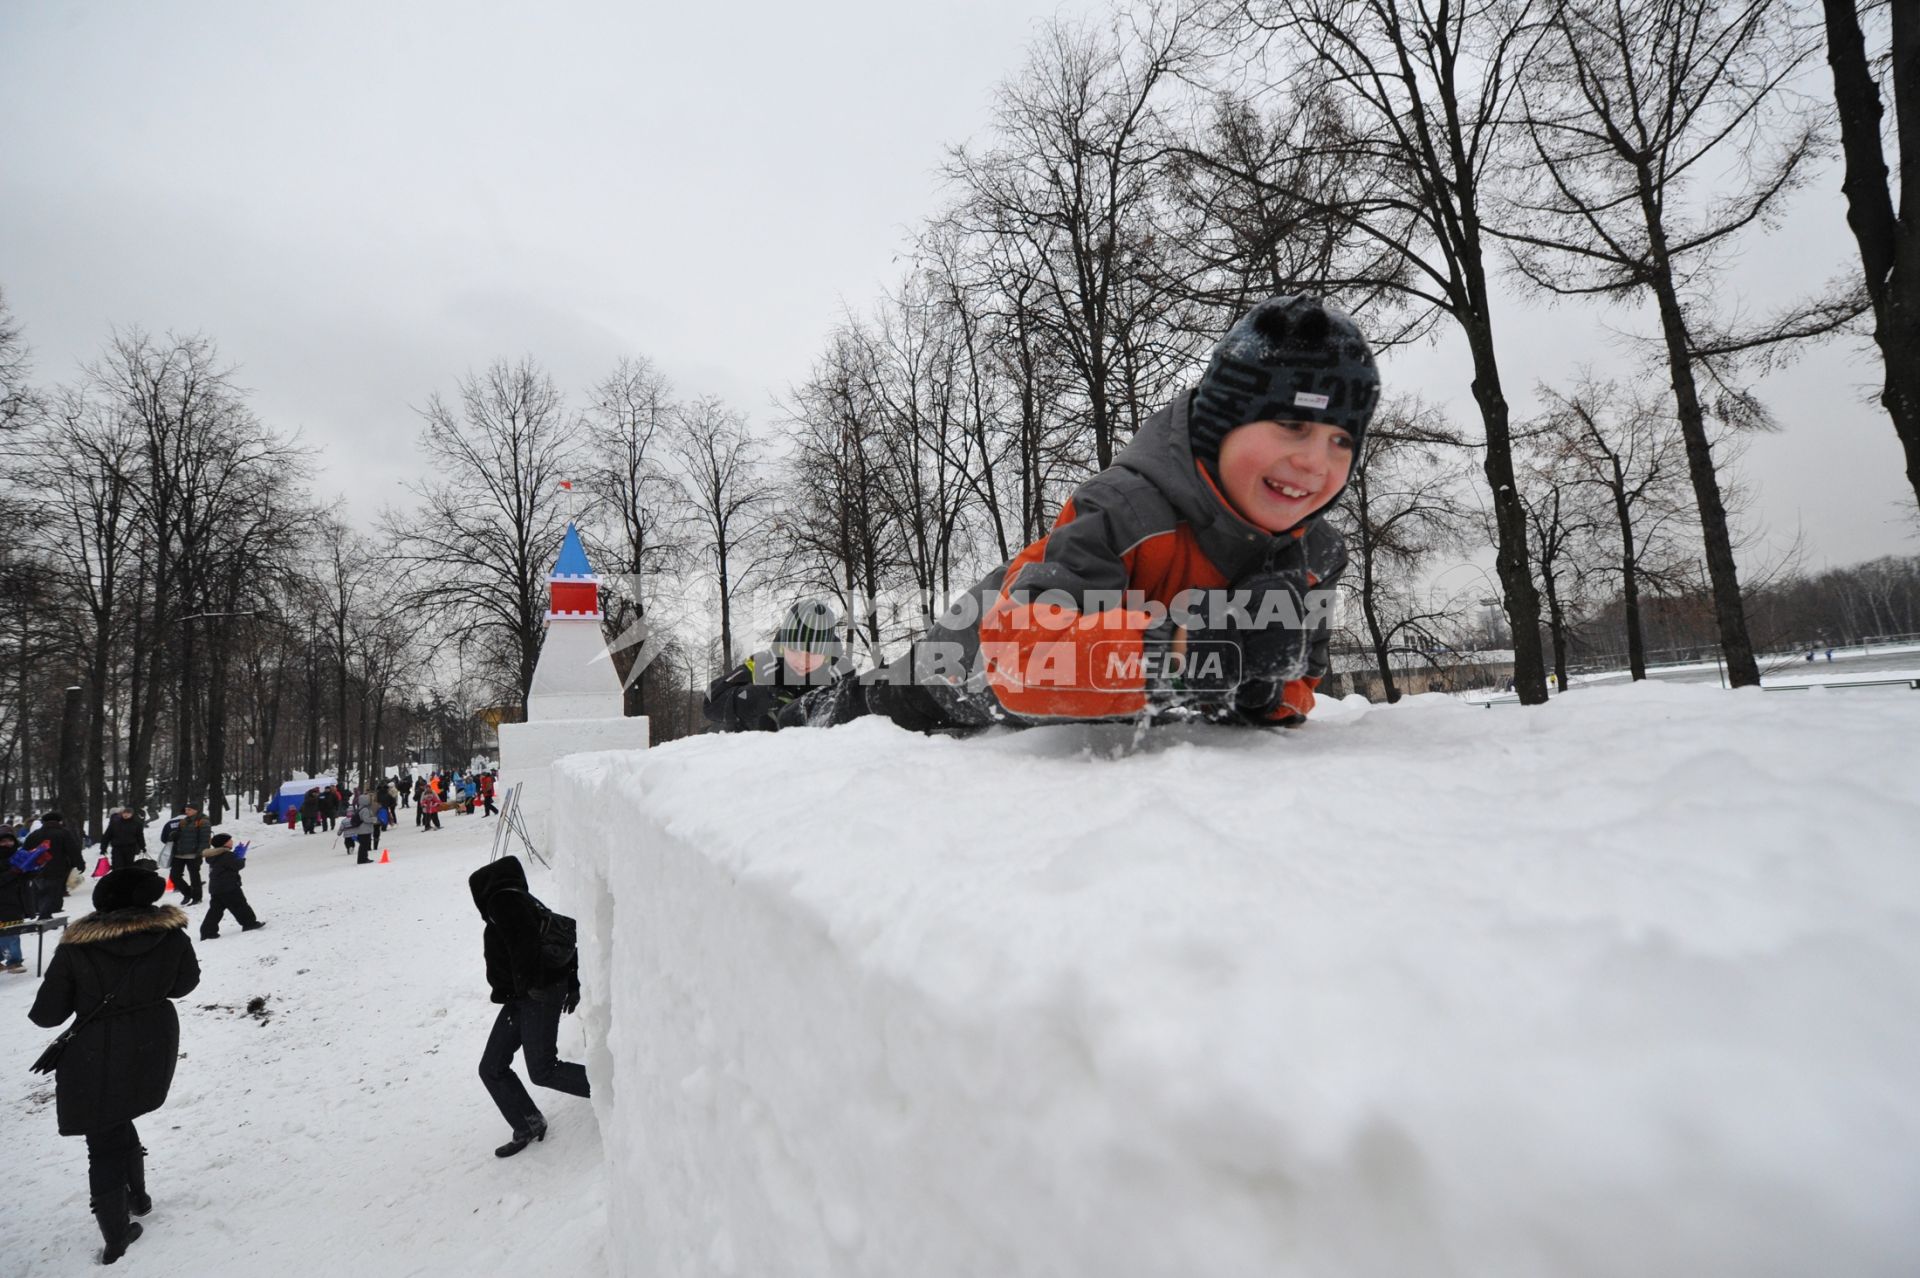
top-left (497, 715), bottom-right (649, 848)
top-left (527, 621), bottom-right (625, 722)
top-left (550, 688), bottom-right (1920, 1278)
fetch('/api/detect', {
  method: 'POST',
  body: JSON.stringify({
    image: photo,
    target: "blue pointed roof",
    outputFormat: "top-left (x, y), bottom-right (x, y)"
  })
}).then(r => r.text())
top-left (551, 523), bottom-right (596, 580)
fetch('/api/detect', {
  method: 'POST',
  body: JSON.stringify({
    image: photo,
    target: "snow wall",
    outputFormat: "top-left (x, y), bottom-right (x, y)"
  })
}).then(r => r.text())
top-left (498, 715), bottom-right (650, 849)
top-left (551, 686), bottom-right (1920, 1278)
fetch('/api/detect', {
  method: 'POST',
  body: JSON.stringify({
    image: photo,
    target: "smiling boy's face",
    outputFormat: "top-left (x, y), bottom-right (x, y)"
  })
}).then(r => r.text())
top-left (782, 648), bottom-right (828, 674)
top-left (1215, 419), bottom-right (1355, 533)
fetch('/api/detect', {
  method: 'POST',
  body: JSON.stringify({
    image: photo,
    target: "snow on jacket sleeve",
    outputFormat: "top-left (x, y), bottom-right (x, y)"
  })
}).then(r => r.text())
top-left (979, 485), bottom-right (1166, 721)
top-left (1247, 530), bottom-right (1347, 724)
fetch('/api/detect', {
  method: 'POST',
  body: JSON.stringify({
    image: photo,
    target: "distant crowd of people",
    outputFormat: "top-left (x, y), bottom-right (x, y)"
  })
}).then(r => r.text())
top-left (282, 769), bottom-right (498, 857)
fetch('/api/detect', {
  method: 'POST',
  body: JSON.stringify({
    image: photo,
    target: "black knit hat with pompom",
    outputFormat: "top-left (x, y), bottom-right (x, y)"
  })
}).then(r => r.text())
top-left (1188, 295), bottom-right (1381, 463)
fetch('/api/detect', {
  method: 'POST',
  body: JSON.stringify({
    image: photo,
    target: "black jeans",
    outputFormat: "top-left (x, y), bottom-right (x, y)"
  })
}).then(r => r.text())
top-left (479, 998), bottom-right (589, 1131)
top-left (108, 846), bottom-right (139, 872)
top-left (201, 889), bottom-right (259, 937)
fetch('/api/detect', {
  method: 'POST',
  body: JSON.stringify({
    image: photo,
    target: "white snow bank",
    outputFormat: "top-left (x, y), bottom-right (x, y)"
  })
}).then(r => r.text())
top-left (499, 713), bottom-right (650, 847)
top-left (553, 684), bottom-right (1920, 1278)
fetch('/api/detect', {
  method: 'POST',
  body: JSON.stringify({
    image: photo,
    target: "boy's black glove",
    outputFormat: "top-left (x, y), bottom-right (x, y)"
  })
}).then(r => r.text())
top-left (1175, 571), bottom-right (1310, 707)
top-left (562, 989), bottom-right (580, 1015)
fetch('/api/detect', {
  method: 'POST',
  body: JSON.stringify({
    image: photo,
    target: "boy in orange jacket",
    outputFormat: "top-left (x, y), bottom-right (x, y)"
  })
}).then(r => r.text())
top-left (789, 294), bottom-right (1377, 732)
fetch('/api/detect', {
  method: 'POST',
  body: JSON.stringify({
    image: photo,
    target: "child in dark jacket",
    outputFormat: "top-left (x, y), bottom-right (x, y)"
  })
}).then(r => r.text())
top-left (791, 294), bottom-right (1378, 732)
top-left (468, 856), bottom-right (588, 1158)
top-left (703, 599), bottom-right (854, 733)
top-left (198, 835), bottom-right (264, 940)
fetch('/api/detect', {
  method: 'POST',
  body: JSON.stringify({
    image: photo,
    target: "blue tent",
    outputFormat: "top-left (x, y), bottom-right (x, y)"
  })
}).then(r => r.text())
top-left (267, 777), bottom-right (336, 821)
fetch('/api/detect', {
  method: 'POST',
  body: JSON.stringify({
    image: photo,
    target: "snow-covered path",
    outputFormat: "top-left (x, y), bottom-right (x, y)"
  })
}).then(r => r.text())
top-left (2, 808), bottom-right (606, 1276)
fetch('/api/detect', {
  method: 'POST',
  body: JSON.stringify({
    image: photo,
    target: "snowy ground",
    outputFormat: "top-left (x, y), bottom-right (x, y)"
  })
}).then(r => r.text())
top-left (1569, 638), bottom-right (1920, 688)
top-left (2, 808), bottom-right (605, 1276)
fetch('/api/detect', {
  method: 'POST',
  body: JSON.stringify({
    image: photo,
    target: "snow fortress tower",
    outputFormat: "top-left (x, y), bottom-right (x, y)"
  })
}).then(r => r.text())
top-left (497, 523), bottom-right (651, 848)
top-left (527, 523), bottom-right (624, 721)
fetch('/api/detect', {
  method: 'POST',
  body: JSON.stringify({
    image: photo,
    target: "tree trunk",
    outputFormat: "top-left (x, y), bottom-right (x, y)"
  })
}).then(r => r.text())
top-left (1822, 0), bottom-right (1920, 517)
top-left (1462, 316), bottom-right (1550, 703)
top-left (334, 616), bottom-right (350, 785)
top-left (173, 621), bottom-right (196, 809)
top-left (58, 684), bottom-right (86, 825)
top-left (1541, 573), bottom-right (1569, 694)
top-left (86, 646), bottom-right (109, 840)
top-left (17, 625), bottom-right (35, 816)
top-left (1644, 259), bottom-right (1762, 686)
top-left (1605, 459), bottom-right (1650, 680)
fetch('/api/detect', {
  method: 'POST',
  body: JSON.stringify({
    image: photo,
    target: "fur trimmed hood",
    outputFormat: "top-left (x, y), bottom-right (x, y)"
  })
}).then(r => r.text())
top-left (64, 904), bottom-right (189, 946)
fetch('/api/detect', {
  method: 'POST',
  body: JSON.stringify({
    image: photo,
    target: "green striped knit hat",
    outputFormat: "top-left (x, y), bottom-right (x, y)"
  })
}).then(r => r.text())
top-left (774, 599), bottom-right (842, 657)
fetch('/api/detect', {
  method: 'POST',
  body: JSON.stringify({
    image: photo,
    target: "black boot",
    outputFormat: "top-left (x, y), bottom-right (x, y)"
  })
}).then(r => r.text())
top-left (493, 1115), bottom-right (548, 1158)
top-left (92, 1188), bottom-right (142, 1264)
top-left (126, 1143), bottom-right (151, 1217)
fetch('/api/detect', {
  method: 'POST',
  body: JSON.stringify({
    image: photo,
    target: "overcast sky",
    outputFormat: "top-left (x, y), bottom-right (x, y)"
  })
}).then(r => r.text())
top-left (3, 0), bottom-right (1913, 579)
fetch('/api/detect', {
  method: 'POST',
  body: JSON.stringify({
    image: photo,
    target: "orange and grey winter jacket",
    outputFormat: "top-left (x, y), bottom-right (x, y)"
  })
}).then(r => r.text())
top-left (969, 392), bottom-right (1347, 724)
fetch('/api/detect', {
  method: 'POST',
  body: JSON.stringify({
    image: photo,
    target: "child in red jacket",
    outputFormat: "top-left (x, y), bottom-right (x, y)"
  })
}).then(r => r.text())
top-left (790, 294), bottom-right (1378, 732)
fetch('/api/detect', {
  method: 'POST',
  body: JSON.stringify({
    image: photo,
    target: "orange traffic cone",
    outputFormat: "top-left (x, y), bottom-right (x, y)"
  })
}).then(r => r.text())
top-left (378, 849), bottom-right (390, 864)
top-left (165, 877), bottom-right (175, 892)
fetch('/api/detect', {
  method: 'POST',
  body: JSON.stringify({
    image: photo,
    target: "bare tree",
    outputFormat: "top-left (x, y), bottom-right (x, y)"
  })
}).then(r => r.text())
top-left (860, 277), bottom-right (985, 612)
top-left (944, 10), bottom-right (1203, 471)
top-left (1822, 0), bottom-right (1920, 519)
top-left (582, 356), bottom-right (684, 715)
top-left (1534, 378), bottom-right (1692, 678)
top-left (1500, 0), bottom-right (1858, 686)
top-left (38, 389), bottom-right (142, 833)
top-left (1230, 0), bottom-right (1555, 704)
top-left (1164, 85), bottom-right (1418, 343)
top-left (672, 397), bottom-right (771, 672)
top-left (782, 333), bottom-right (897, 660)
top-left (88, 330), bottom-right (284, 815)
top-left (384, 357), bottom-right (584, 718)
top-left (0, 285), bottom-right (38, 436)
top-left (1333, 398), bottom-right (1473, 702)
top-left (1518, 439), bottom-right (1607, 691)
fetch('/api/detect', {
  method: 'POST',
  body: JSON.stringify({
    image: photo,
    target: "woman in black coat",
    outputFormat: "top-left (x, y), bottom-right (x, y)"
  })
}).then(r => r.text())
top-left (27, 864), bottom-right (200, 1265)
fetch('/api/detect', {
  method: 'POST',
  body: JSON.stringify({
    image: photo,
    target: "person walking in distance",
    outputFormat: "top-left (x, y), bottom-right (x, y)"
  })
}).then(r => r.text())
top-left (419, 788), bottom-right (443, 832)
top-left (101, 806), bottom-right (147, 873)
top-left (468, 856), bottom-right (588, 1157)
top-left (168, 802), bottom-right (210, 907)
top-left (27, 863), bottom-right (200, 1264)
